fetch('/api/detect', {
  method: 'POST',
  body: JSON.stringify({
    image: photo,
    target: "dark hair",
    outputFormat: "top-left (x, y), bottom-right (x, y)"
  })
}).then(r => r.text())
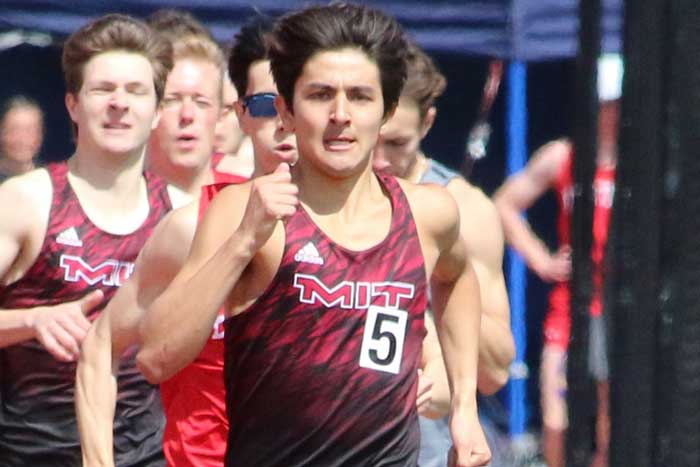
top-left (402, 42), bottom-right (446, 119)
top-left (228, 15), bottom-right (275, 97)
top-left (0, 95), bottom-right (43, 127)
top-left (268, 3), bottom-right (408, 117)
top-left (62, 14), bottom-right (172, 102)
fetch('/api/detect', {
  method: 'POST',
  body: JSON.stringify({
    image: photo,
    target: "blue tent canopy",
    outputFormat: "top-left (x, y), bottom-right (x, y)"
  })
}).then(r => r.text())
top-left (0, 0), bottom-right (622, 60)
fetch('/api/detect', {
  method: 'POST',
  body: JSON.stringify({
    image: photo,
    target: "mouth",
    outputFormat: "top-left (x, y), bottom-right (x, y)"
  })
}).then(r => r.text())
top-left (103, 122), bottom-right (131, 130)
top-left (174, 134), bottom-right (199, 150)
top-left (275, 143), bottom-right (295, 152)
top-left (323, 136), bottom-right (356, 151)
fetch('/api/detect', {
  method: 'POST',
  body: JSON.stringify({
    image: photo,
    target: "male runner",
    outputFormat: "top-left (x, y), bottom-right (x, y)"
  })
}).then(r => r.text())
top-left (76, 16), bottom-right (296, 467)
top-left (146, 9), bottom-right (243, 203)
top-left (0, 14), bottom-right (172, 466)
top-left (373, 42), bottom-right (514, 466)
top-left (137, 4), bottom-right (490, 467)
top-left (493, 54), bottom-right (621, 467)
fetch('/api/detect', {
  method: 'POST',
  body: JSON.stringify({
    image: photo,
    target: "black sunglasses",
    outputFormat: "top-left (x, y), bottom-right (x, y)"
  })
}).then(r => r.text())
top-left (242, 93), bottom-right (277, 118)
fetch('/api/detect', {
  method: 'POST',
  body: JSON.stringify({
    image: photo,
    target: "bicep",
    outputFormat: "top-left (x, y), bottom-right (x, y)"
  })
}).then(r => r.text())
top-left (494, 140), bottom-right (569, 211)
top-left (169, 186), bottom-right (246, 288)
top-left (0, 184), bottom-right (31, 279)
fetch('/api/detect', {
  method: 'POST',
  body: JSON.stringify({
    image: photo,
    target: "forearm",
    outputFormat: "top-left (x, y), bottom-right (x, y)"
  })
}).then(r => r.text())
top-left (137, 233), bottom-right (255, 382)
top-left (0, 307), bottom-right (38, 347)
top-left (477, 312), bottom-right (515, 395)
top-left (432, 269), bottom-right (481, 412)
top-left (76, 321), bottom-right (118, 467)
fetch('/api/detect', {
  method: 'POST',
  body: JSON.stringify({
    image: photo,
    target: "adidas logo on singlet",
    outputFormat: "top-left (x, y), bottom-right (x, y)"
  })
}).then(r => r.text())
top-left (294, 241), bottom-right (324, 265)
top-left (56, 227), bottom-right (83, 247)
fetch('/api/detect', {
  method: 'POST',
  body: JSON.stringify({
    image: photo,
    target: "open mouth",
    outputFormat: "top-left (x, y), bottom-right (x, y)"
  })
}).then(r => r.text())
top-left (324, 136), bottom-right (355, 150)
top-left (104, 122), bottom-right (131, 130)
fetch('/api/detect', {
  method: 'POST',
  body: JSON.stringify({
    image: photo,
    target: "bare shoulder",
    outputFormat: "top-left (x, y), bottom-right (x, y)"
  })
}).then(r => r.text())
top-left (528, 138), bottom-right (572, 180)
top-left (446, 178), bottom-right (504, 264)
top-left (0, 168), bottom-right (52, 213)
top-left (446, 178), bottom-right (498, 224)
top-left (0, 168), bottom-right (52, 235)
top-left (396, 177), bottom-right (460, 245)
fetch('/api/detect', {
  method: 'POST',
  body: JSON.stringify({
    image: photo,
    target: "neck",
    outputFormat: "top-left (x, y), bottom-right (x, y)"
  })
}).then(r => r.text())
top-left (69, 142), bottom-right (146, 193)
top-left (0, 157), bottom-right (35, 176)
top-left (405, 152), bottom-right (428, 183)
top-left (152, 159), bottom-right (214, 195)
top-left (295, 158), bottom-right (380, 217)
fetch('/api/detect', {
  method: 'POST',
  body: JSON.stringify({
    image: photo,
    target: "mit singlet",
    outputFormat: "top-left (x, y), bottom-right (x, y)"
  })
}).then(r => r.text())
top-left (223, 173), bottom-right (427, 467)
top-left (544, 151), bottom-right (616, 350)
top-left (161, 175), bottom-right (246, 467)
top-left (0, 162), bottom-right (171, 466)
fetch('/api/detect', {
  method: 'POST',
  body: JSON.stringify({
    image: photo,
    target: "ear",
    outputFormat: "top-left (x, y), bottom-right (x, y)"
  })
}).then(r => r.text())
top-left (233, 100), bottom-right (251, 135)
top-left (151, 106), bottom-right (162, 131)
top-left (420, 107), bottom-right (437, 139)
top-left (274, 95), bottom-right (295, 132)
top-left (65, 93), bottom-right (79, 124)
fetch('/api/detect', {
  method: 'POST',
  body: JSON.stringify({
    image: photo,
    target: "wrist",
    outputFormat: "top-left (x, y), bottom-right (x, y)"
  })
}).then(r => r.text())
top-left (23, 307), bottom-right (41, 335)
top-left (226, 231), bottom-right (258, 263)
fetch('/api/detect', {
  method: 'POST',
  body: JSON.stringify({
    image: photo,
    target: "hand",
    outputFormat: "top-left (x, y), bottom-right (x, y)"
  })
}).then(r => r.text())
top-left (536, 245), bottom-right (571, 283)
top-left (447, 408), bottom-right (491, 467)
top-left (416, 369), bottom-right (434, 415)
top-left (31, 289), bottom-right (104, 362)
top-left (238, 163), bottom-right (298, 249)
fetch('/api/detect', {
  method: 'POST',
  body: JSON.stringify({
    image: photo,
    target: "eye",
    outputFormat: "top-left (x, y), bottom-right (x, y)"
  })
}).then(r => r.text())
top-left (161, 96), bottom-right (181, 107)
top-left (386, 139), bottom-right (407, 148)
top-left (195, 98), bottom-right (213, 108)
top-left (350, 91), bottom-right (372, 101)
top-left (309, 90), bottom-right (331, 100)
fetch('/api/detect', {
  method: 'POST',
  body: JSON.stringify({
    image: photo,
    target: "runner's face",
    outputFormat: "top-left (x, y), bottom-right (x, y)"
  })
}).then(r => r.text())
top-left (235, 60), bottom-right (297, 175)
top-left (278, 48), bottom-right (386, 178)
top-left (374, 98), bottom-right (423, 177)
top-left (151, 58), bottom-right (222, 171)
top-left (66, 51), bottom-right (159, 156)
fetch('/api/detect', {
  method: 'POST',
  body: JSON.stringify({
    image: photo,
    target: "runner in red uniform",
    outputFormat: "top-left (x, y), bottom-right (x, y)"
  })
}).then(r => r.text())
top-left (494, 54), bottom-right (622, 467)
top-left (76, 15), bottom-right (297, 467)
top-left (137, 5), bottom-right (490, 467)
top-left (0, 15), bottom-right (172, 466)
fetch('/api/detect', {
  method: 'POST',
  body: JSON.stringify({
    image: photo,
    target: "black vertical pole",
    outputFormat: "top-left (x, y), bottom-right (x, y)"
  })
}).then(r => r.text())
top-left (567, 0), bottom-right (600, 464)
top-left (662, 2), bottom-right (700, 466)
top-left (608, 0), bottom-right (665, 465)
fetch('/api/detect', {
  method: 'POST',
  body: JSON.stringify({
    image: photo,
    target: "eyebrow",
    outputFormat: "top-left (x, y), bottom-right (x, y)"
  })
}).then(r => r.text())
top-left (304, 82), bottom-right (376, 94)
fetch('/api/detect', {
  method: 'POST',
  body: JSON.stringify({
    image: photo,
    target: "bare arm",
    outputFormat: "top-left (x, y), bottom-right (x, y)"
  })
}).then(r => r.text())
top-left (408, 182), bottom-right (490, 466)
top-left (493, 139), bottom-right (572, 283)
top-left (448, 180), bottom-right (514, 394)
top-left (0, 172), bottom-right (100, 361)
top-left (419, 311), bottom-right (450, 419)
top-left (137, 164), bottom-right (297, 383)
top-left (76, 207), bottom-right (196, 466)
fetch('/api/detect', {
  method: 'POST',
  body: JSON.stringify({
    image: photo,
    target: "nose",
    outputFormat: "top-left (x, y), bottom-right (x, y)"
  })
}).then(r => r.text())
top-left (179, 98), bottom-right (195, 125)
top-left (329, 95), bottom-right (350, 125)
top-left (109, 88), bottom-right (128, 111)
